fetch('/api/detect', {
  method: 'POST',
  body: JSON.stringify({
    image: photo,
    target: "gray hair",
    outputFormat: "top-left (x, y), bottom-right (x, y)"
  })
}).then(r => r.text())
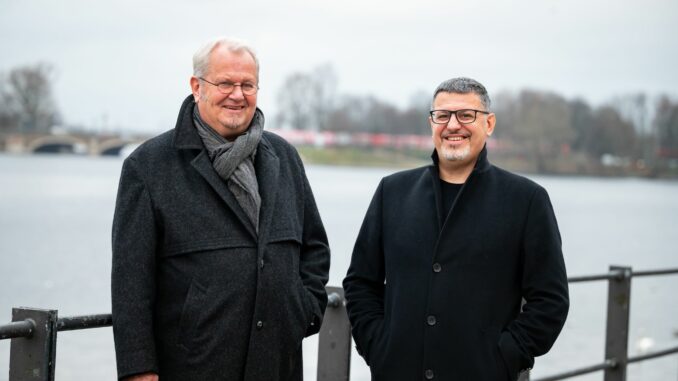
top-left (192, 36), bottom-right (260, 79)
top-left (432, 77), bottom-right (491, 111)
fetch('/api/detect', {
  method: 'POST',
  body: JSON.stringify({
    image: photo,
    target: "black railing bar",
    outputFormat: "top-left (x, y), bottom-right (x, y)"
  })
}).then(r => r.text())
top-left (627, 345), bottom-right (678, 364)
top-left (57, 314), bottom-right (112, 332)
top-left (568, 267), bottom-right (678, 283)
top-left (632, 268), bottom-right (678, 277)
top-left (568, 270), bottom-right (624, 283)
top-left (0, 319), bottom-right (35, 340)
top-left (53, 297), bottom-right (346, 332)
top-left (568, 274), bottom-right (615, 283)
top-left (531, 358), bottom-right (616, 381)
top-left (16, 293), bottom-right (343, 332)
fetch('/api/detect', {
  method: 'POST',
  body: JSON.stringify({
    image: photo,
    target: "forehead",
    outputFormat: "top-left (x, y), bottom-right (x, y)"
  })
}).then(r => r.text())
top-left (433, 92), bottom-right (484, 110)
top-left (207, 46), bottom-right (258, 80)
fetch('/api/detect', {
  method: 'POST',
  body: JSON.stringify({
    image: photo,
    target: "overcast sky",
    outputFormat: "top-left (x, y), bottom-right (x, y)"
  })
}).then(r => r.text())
top-left (1, 0), bottom-right (677, 134)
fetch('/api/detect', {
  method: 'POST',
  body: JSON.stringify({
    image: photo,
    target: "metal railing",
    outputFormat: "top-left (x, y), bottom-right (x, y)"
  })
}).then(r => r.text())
top-left (528, 265), bottom-right (678, 381)
top-left (1, 286), bottom-right (351, 381)
top-left (2, 267), bottom-right (678, 381)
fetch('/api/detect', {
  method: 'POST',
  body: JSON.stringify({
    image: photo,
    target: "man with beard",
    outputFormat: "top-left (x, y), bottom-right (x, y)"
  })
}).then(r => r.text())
top-left (112, 37), bottom-right (330, 381)
top-left (344, 77), bottom-right (569, 381)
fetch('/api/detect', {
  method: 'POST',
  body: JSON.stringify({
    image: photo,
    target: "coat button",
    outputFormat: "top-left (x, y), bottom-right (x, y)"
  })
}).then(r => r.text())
top-left (426, 315), bottom-right (437, 326)
top-left (256, 320), bottom-right (264, 330)
top-left (432, 263), bottom-right (442, 273)
top-left (425, 369), bottom-right (434, 379)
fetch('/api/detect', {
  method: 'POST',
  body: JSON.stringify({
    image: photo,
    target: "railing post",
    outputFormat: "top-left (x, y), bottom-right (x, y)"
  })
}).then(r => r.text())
top-left (9, 308), bottom-right (58, 381)
top-left (317, 286), bottom-right (351, 381)
top-left (603, 266), bottom-right (632, 381)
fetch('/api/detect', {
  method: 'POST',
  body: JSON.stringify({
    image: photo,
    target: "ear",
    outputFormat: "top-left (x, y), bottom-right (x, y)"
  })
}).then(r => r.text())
top-left (485, 113), bottom-right (496, 136)
top-left (190, 76), bottom-right (201, 102)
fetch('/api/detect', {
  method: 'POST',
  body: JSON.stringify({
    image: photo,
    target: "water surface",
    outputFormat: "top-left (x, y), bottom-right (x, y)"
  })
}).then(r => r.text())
top-left (1, 154), bottom-right (677, 380)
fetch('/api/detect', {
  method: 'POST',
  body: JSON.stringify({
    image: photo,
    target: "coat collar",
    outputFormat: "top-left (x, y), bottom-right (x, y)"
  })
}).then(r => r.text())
top-left (173, 95), bottom-right (204, 150)
top-left (171, 94), bottom-right (279, 241)
top-left (428, 144), bottom-right (491, 232)
top-left (172, 94), bottom-right (269, 151)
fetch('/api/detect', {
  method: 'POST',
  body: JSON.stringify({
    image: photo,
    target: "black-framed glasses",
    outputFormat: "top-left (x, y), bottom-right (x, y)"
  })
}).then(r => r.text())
top-left (430, 109), bottom-right (490, 124)
top-left (199, 77), bottom-right (259, 95)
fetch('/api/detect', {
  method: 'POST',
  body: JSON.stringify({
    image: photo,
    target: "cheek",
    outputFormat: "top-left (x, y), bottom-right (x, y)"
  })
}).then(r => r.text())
top-left (246, 95), bottom-right (257, 107)
top-left (198, 87), bottom-right (209, 101)
top-left (431, 124), bottom-right (442, 137)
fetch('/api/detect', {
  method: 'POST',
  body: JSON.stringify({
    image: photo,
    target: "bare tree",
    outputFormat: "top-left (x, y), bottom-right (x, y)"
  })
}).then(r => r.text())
top-left (590, 106), bottom-right (637, 158)
top-left (276, 71), bottom-right (314, 130)
top-left (492, 90), bottom-right (520, 141)
top-left (612, 93), bottom-right (652, 134)
top-left (0, 63), bottom-right (60, 133)
top-left (309, 64), bottom-right (337, 131)
top-left (511, 90), bottom-right (574, 172)
top-left (327, 95), bottom-right (370, 132)
top-left (276, 64), bottom-right (338, 131)
top-left (568, 98), bottom-right (596, 154)
top-left (0, 80), bottom-right (20, 132)
top-left (654, 96), bottom-right (678, 158)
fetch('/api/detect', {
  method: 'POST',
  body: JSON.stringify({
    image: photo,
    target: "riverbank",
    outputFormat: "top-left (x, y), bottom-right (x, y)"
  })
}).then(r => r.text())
top-left (296, 146), bottom-right (678, 179)
top-left (297, 146), bottom-right (429, 168)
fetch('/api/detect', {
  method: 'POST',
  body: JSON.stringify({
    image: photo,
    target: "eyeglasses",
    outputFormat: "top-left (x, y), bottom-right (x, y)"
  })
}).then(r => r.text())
top-left (430, 109), bottom-right (490, 124)
top-left (199, 77), bottom-right (259, 95)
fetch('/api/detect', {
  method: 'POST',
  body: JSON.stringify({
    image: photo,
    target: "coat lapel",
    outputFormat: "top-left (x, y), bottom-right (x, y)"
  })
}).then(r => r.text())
top-left (254, 136), bottom-right (280, 243)
top-left (190, 149), bottom-right (258, 239)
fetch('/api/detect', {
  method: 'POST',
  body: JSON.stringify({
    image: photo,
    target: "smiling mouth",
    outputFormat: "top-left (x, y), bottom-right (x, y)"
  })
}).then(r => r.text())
top-left (223, 105), bottom-right (245, 111)
top-left (443, 135), bottom-right (468, 142)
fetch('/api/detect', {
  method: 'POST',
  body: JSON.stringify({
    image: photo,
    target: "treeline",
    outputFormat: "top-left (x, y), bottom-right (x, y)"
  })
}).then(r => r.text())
top-left (276, 65), bottom-right (678, 176)
top-left (491, 91), bottom-right (678, 175)
top-left (2, 63), bottom-right (677, 176)
top-left (0, 63), bottom-right (60, 134)
top-left (275, 64), bottom-right (430, 135)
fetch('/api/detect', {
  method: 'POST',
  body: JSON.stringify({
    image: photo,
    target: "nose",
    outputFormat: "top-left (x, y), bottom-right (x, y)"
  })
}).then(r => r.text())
top-left (445, 115), bottom-right (462, 129)
top-left (227, 85), bottom-right (246, 100)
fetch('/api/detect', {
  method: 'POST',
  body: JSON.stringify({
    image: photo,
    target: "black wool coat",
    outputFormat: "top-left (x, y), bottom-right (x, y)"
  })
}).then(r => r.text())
top-left (343, 148), bottom-right (569, 381)
top-left (111, 95), bottom-right (330, 381)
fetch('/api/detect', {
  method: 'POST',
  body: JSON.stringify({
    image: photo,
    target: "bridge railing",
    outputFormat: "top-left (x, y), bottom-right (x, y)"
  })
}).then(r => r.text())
top-left (2, 267), bottom-right (678, 381)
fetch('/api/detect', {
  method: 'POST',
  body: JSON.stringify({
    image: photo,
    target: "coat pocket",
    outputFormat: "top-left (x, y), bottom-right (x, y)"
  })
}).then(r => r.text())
top-left (483, 326), bottom-right (511, 381)
top-left (366, 319), bottom-right (390, 373)
top-left (177, 278), bottom-right (208, 354)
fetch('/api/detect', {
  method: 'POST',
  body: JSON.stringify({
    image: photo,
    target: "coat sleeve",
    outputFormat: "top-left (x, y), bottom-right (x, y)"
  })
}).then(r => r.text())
top-left (298, 163), bottom-right (331, 337)
top-left (342, 179), bottom-right (386, 366)
top-left (499, 186), bottom-right (570, 375)
top-left (111, 157), bottom-right (159, 379)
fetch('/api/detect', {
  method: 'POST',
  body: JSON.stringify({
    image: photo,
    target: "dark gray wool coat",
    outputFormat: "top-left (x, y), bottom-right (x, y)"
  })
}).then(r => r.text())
top-left (111, 95), bottom-right (330, 381)
top-left (343, 147), bottom-right (569, 381)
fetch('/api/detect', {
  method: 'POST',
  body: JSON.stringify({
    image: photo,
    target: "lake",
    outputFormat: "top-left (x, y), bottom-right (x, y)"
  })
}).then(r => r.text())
top-left (1, 153), bottom-right (677, 380)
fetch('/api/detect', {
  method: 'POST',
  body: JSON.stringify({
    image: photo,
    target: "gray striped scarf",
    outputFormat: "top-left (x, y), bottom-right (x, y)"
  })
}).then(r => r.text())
top-left (193, 105), bottom-right (264, 233)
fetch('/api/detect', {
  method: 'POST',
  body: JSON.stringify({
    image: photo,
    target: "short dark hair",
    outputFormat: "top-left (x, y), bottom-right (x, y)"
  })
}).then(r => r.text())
top-left (432, 77), bottom-right (491, 111)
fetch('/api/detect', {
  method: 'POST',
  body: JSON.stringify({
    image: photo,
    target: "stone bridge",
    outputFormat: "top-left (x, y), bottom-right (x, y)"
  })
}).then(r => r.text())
top-left (0, 132), bottom-right (149, 156)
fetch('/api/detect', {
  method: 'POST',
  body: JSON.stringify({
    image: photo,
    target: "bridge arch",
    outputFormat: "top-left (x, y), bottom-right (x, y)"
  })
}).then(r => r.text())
top-left (26, 135), bottom-right (89, 154)
top-left (97, 138), bottom-right (144, 156)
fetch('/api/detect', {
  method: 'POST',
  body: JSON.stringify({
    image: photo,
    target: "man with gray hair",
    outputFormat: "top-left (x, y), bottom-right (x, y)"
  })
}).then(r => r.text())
top-left (112, 37), bottom-right (330, 381)
top-left (344, 77), bottom-right (569, 381)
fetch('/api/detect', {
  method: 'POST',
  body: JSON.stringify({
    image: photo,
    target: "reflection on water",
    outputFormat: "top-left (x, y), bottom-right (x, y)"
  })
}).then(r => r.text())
top-left (1, 154), bottom-right (677, 380)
